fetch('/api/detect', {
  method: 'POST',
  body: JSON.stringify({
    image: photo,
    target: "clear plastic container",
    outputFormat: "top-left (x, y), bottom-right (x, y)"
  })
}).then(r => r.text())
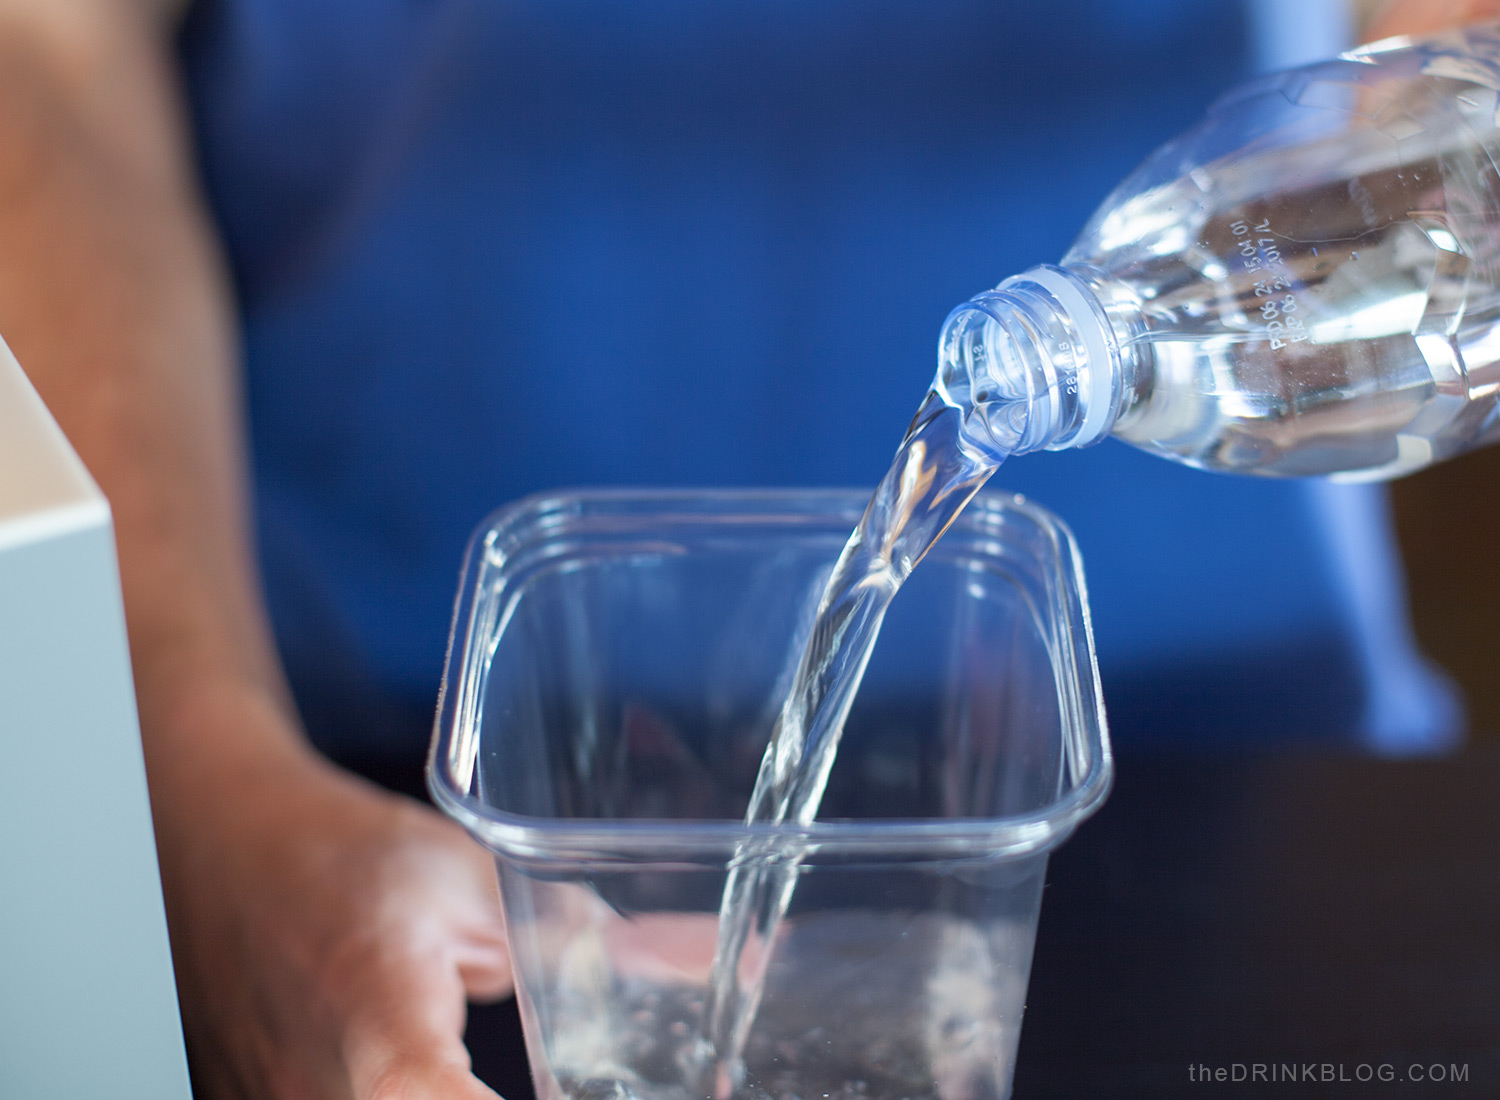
top-left (429, 489), bottom-right (1111, 1100)
top-left (937, 24), bottom-right (1500, 480)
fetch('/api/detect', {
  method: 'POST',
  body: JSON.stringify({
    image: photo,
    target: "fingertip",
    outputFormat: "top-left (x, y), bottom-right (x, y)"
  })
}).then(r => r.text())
top-left (456, 937), bottom-right (513, 1002)
top-left (462, 971), bottom-right (515, 1003)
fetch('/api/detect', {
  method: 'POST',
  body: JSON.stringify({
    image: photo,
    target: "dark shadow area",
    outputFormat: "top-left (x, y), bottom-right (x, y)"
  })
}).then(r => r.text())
top-left (1013, 747), bottom-right (1500, 1099)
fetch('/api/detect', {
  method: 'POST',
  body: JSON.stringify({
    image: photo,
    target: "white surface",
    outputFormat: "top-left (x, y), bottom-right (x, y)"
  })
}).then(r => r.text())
top-left (0, 343), bottom-right (193, 1098)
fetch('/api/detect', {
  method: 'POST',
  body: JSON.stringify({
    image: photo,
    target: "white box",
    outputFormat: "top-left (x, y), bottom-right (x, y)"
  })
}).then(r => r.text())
top-left (0, 342), bottom-right (192, 1098)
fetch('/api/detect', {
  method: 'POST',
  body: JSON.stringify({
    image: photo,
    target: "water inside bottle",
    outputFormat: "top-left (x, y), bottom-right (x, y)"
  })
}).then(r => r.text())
top-left (1074, 138), bottom-right (1500, 477)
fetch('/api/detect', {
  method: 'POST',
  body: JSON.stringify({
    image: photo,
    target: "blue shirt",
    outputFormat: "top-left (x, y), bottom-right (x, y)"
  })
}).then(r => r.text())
top-left (178, 0), bottom-right (1459, 760)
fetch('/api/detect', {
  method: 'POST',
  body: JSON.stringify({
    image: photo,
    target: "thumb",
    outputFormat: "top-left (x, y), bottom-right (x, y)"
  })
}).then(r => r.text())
top-left (345, 998), bottom-right (505, 1100)
top-left (356, 1053), bottom-right (503, 1100)
top-left (340, 927), bottom-right (507, 1100)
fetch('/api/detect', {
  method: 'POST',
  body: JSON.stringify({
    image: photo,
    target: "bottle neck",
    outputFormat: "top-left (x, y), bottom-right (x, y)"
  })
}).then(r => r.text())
top-left (935, 264), bottom-right (1138, 458)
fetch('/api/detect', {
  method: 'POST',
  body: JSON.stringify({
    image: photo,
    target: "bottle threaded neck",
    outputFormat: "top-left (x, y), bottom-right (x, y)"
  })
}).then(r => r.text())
top-left (935, 264), bottom-right (1126, 458)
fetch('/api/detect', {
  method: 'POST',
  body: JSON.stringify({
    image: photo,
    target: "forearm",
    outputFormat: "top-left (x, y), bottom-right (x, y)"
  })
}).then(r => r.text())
top-left (0, 3), bottom-right (313, 801)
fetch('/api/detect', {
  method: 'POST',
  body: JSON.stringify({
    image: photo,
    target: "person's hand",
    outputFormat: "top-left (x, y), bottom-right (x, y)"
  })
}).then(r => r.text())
top-left (153, 688), bottom-right (512, 1100)
top-left (1366, 0), bottom-right (1500, 40)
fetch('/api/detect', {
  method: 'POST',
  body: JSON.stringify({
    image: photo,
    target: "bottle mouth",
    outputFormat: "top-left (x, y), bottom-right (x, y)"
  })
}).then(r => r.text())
top-left (935, 265), bottom-right (1121, 458)
top-left (935, 301), bottom-right (1044, 457)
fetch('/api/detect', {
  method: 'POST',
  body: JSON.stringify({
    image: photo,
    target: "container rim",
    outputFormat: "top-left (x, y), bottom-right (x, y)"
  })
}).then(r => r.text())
top-left (427, 487), bottom-right (1113, 865)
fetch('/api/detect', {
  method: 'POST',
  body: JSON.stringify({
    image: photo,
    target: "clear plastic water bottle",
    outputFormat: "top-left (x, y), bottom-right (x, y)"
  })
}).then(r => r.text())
top-left (937, 24), bottom-right (1500, 480)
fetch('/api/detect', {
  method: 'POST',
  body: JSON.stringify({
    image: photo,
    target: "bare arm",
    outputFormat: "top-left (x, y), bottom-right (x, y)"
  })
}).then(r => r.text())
top-left (0, 0), bottom-right (291, 768)
top-left (0, 3), bottom-right (510, 1097)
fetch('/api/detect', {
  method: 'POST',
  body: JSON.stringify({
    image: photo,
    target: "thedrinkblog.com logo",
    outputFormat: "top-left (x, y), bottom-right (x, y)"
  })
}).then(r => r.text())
top-left (1188, 1063), bottom-right (1471, 1085)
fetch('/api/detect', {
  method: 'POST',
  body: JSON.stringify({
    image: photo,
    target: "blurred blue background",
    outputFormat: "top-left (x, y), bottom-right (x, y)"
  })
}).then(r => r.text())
top-left (177, 0), bottom-right (1459, 766)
